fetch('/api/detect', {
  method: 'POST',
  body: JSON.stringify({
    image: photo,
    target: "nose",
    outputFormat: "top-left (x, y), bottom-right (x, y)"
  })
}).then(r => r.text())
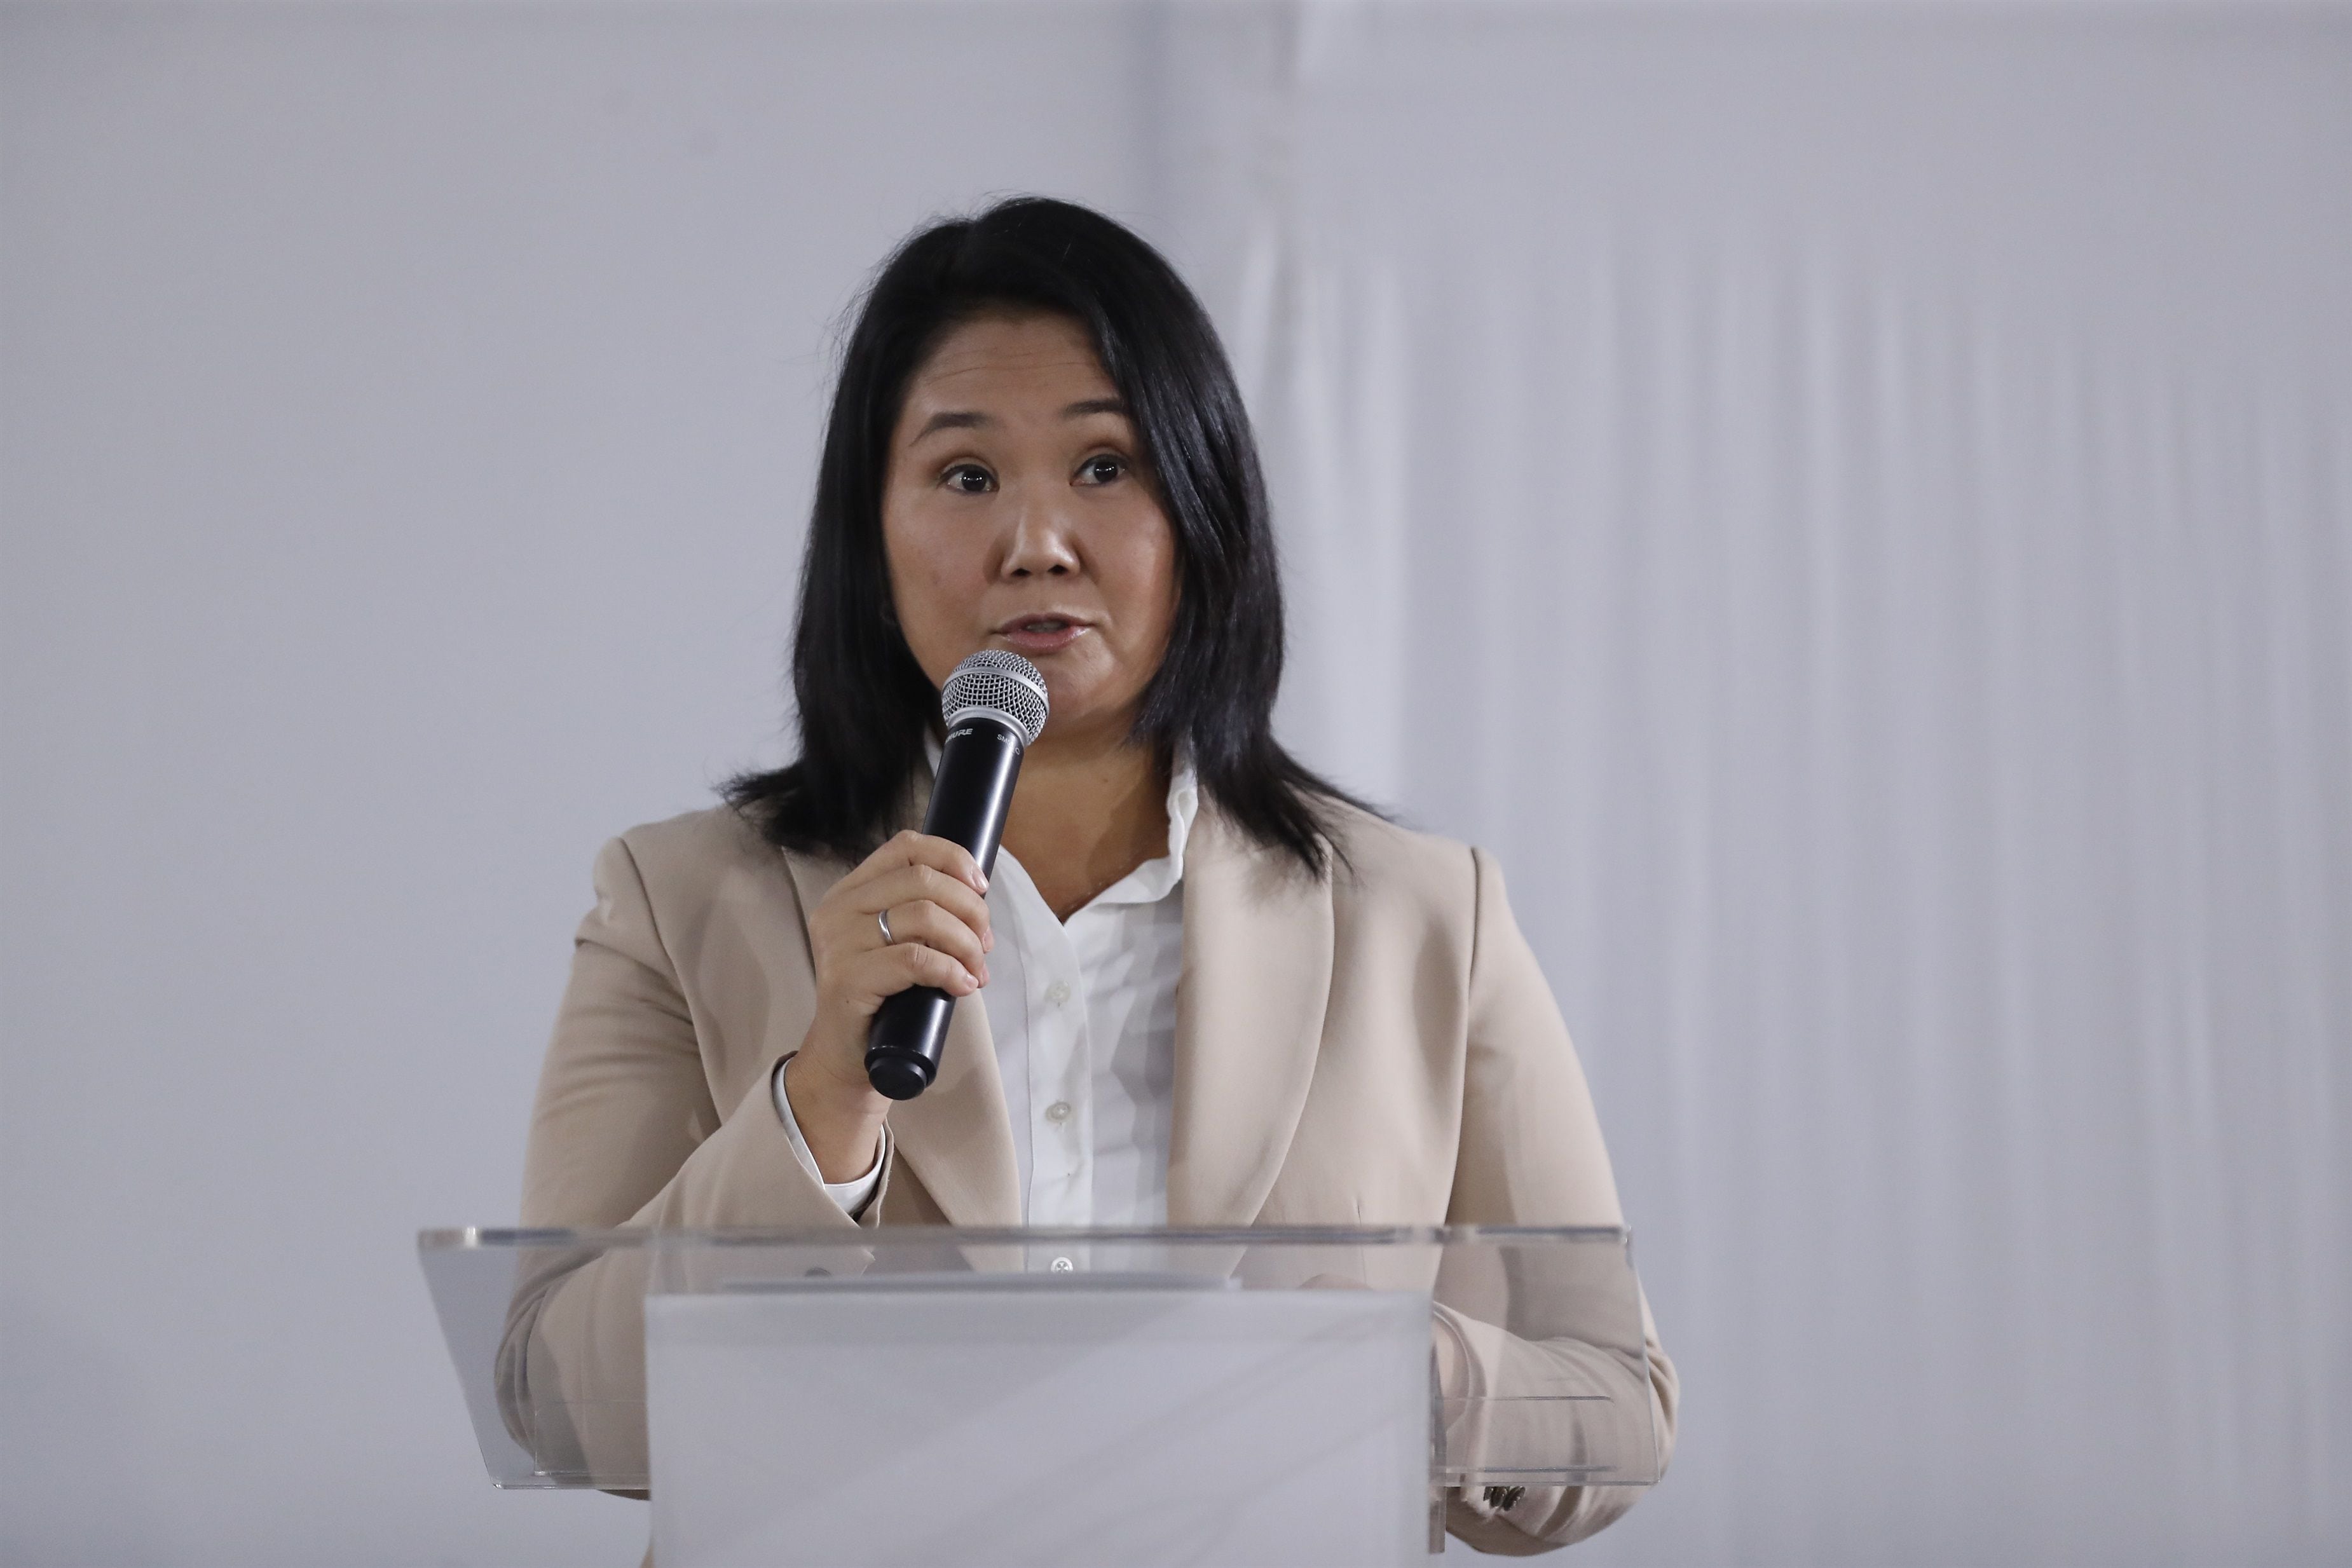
top-left (999, 491), bottom-right (1081, 580)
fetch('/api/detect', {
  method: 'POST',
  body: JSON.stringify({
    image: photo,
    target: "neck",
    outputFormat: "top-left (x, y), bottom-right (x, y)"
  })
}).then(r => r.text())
top-left (998, 727), bottom-right (1168, 922)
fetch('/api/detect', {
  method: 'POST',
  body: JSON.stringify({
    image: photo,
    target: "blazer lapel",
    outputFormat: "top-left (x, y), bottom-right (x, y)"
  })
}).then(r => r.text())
top-left (1166, 803), bottom-right (1334, 1225)
top-left (885, 993), bottom-right (1022, 1224)
top-left (783, 838), bottom-right (1023, 1228)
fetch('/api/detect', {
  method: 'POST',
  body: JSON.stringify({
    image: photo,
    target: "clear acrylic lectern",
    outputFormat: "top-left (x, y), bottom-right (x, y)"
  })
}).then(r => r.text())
top-left (419, 1225), bottom-right (1657, 1566)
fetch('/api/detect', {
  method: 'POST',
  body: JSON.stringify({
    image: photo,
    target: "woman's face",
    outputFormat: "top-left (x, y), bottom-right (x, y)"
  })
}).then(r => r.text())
top-left (882, 310), bottom-right (1179, 749)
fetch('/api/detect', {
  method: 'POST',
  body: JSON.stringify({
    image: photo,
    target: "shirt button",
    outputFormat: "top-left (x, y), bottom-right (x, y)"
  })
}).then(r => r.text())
top-left (1044, 1100), bottom-right (1072, 1124)
top-left (1045, 980), bottom-right (1072, 1006)
top-left (1050, 1256), bottom-right (1075, 1273)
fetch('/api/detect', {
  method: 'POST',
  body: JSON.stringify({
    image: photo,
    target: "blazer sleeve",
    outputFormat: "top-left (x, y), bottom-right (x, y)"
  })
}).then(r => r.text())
top-left (496, 832), bottom-right (887, 1489)
top-left (1440, 846), bottom-right (1680, 1554)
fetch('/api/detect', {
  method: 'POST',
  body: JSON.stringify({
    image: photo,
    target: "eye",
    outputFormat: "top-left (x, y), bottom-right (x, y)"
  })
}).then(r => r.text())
top-left (941, 463), bottom-right (995, 494)
top-left (1076, 453), bottom-right (1127, 486)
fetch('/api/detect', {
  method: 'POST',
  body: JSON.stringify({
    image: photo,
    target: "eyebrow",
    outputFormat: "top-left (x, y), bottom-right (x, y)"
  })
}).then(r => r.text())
top-left (910, 397), bottom-right (1130, 443)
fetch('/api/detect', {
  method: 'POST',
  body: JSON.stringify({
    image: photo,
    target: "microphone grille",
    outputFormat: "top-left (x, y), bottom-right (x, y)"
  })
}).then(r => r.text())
top-left (940, 650), bottom-right (1050, 747)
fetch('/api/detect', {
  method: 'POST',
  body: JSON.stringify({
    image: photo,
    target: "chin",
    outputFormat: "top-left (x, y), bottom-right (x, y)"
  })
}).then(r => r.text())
top-left (1036, 697), bottom-right (1144, 749)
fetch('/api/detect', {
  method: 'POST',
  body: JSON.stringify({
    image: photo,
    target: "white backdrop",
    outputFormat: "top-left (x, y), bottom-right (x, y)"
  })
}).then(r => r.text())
top-left (3, 4), bottom-right (2344, 1566)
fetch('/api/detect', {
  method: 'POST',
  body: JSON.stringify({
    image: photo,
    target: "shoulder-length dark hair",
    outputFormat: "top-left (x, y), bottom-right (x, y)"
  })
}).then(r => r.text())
top-left (725, 196), bottom-right (1358, 875)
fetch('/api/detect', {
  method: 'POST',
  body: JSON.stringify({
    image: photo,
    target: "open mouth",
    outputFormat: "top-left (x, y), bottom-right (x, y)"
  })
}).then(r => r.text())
top-left (998, 615), bottom-right (1088, 651)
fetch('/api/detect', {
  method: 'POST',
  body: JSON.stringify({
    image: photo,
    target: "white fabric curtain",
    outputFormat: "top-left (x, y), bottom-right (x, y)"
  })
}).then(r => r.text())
top-left (1151, 6), bottom-right (2349, 1564)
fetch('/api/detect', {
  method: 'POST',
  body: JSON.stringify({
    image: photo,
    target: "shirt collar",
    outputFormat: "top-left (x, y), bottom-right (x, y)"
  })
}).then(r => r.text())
top-left (1125, 749), bottom-right (1198, 903)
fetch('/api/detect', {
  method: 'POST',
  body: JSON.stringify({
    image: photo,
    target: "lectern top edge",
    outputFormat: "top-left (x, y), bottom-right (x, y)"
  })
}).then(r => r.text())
top-left (417, 1221), bottom-right (1634, 1251)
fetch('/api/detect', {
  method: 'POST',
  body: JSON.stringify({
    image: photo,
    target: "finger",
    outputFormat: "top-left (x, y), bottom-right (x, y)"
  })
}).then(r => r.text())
top-left (879, 899), bottom-right (989, 983)
top-left (850, 940), bottom-right (980, 1002)
top-left (849, 829), bottom-right (987, 896)
top-left (861, 865), bottom-right (990, 946)
top-left (901, 831), bottom-right (988, 895)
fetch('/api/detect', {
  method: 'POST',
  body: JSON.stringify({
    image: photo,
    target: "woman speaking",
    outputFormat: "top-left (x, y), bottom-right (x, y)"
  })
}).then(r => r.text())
top-left (510, 196), bottom-right (1676, 1554)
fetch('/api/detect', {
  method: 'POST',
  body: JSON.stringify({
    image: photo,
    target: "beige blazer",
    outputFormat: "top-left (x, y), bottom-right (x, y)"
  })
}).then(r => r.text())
top-left (512, 793), bottom-right (1678, 1554)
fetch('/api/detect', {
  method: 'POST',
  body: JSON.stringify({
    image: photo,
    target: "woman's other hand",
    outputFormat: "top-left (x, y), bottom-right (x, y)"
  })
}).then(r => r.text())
top-left (784, 829), bottom-right (994, 1180)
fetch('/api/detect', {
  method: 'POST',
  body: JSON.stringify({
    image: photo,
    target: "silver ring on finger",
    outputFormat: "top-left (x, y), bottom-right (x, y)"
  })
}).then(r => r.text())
top-left (876, 908), bottom-right (896, 946)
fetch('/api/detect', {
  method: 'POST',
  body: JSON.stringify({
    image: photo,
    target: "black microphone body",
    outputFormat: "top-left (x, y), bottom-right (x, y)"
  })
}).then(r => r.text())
top-left (863, 711), bottom-right (1027, 1100)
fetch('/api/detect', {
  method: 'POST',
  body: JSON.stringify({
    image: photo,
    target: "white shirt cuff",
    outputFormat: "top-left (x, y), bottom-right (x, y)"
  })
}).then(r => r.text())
top-left (771, 1055), bottom-right (886, 1217)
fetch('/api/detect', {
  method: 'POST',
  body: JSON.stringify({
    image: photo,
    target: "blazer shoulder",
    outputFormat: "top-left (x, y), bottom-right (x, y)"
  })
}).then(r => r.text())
top-left (610, 801), bottom-right (779, 884)
top-left (591, 804), bottom-right (837, 980)
top-left (1317, 797), bottom-right (1482, 920)
top-left (604, 803), bottom-right (847, 931)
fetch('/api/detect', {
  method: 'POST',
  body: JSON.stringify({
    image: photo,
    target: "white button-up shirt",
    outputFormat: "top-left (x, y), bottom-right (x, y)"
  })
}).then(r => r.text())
top-left (774, 756), bottom-right (1197, 1225)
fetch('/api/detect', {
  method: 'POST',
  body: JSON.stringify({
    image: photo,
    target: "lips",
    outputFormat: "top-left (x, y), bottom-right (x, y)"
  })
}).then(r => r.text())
top-left (995, 613), bottom-right (1090, 655)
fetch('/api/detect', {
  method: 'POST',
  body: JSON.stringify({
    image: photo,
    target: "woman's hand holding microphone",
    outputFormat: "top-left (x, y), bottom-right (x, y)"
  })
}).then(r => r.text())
top-left (783, 829), bottom-right (994, 1181)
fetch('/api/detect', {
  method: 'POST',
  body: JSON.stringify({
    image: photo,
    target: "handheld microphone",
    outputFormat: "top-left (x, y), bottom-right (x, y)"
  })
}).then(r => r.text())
top-left (864, 650), bottom-right (1050, 1100)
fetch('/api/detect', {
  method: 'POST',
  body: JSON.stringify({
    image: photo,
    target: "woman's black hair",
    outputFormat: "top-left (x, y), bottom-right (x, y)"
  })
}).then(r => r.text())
top-left (725, 196), bottom-right (1363, 875)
